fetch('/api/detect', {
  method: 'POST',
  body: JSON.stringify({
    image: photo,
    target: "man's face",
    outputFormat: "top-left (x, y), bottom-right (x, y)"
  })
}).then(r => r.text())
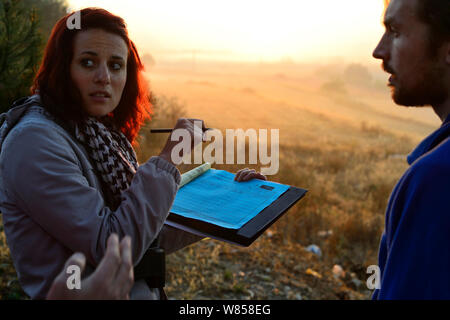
top-left (373, 0), bottom-right (447, 107)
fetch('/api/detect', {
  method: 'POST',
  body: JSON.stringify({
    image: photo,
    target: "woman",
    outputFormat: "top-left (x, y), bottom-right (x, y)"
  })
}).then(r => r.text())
top-left (0, 8), bottom-right (264, 299)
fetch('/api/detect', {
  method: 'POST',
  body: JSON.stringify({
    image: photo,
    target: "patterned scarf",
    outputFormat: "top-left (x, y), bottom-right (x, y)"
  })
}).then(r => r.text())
top-left (2, 96), bottom-right (138, 210)
top-left (75, 117), bottom-right (139, 209)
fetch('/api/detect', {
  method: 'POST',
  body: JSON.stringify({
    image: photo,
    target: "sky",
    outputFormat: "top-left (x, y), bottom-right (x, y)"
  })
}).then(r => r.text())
top-left (67, 0), bottom-right (386, 64)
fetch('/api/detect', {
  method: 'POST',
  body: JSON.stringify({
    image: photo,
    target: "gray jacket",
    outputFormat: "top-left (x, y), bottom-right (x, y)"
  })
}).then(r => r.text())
top-left (0, 95), bottom-right (200, 299)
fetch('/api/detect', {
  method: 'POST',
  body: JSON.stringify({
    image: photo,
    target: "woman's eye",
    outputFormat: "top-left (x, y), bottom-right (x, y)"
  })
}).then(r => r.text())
top-left (81, 59), bottom-right (94, 68)
top-left (110, 62), bottom-right (123, 71)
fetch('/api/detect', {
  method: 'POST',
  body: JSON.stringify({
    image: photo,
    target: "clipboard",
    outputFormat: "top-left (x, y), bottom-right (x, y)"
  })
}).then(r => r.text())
top-left (165, 185), bottom-right (307, 247)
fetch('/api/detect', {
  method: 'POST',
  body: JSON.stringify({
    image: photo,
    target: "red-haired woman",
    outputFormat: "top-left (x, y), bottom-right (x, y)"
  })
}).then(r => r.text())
top-left (0, 7), bottom-right (201, 300)
top-left (0, 7), bottom-right (264, 300)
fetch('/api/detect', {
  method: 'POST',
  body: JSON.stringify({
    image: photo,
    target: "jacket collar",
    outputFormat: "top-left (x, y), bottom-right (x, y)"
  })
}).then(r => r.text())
top-left (0, 95), bottom-right (42, 153)
top-left (407, 114), bottom-right (450, 165)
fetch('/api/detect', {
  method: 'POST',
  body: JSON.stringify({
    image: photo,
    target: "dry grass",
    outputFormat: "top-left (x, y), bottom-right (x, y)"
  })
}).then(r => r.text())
top-left (141, 60), bottom-right (439, 299)
top-left (0, 218), bottom-right (26, 299)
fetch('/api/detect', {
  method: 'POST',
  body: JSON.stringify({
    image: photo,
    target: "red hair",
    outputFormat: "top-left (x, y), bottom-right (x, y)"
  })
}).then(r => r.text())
top-left (31, 7), bottom-right (151, 144)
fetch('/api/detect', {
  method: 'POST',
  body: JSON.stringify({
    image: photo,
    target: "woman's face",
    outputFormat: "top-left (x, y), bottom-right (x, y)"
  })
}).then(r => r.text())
top-left (70, 29), bottom-right (128, 117)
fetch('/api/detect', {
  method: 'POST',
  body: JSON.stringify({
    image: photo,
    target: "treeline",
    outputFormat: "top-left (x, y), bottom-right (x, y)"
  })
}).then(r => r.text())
top-left (0, 0), bottom-right (68, 113)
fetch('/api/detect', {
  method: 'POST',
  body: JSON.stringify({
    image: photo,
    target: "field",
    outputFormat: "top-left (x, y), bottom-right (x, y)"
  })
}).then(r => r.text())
top-left (140, 60), bottom-right (439, 299)
top-left (0, 59), bottom-right (440, 299)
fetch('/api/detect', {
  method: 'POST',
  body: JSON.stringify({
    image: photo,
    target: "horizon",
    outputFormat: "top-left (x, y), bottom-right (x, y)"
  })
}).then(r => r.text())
top-left (68, 0), bottom-right (386, 65)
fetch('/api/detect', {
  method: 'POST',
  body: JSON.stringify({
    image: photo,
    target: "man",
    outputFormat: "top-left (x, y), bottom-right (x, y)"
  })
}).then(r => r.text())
top-left (47, 234), bottom-right (134, 300)
top-left (372, 0), bottom-right (450, 299)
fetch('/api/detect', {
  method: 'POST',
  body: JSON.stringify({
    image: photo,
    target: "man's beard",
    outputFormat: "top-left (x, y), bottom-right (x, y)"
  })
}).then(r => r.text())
top-left (390, 61), bottom-right (447, 107)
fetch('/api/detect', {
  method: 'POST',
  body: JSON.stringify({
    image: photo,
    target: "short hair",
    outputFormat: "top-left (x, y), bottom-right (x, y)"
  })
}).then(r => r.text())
top-left (416, 0), bottom-right (450, 51)
top-left (384, 0), bottom-right (450, 53)
top-left (31, 8), bottom-right (151, 143)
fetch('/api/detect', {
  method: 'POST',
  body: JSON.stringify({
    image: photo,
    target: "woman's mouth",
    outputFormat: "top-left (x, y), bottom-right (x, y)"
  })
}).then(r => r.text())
top-left (89, 91), bottom-right (111, 102)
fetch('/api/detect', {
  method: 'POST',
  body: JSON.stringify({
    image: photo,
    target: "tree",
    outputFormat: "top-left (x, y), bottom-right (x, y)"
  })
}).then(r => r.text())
top-left (0, 0), bottom-right (42, 112)
top-left (21, 0), bottom-right (67, 42)
top-left (0, 0), bottom-right (67, 113)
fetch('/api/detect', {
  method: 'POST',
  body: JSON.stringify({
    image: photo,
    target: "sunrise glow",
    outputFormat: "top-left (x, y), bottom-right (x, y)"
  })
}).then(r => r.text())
top-left (68, 0), bottom-right (385, 63)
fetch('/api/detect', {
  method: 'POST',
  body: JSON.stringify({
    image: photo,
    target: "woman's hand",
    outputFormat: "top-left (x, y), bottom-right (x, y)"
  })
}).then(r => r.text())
top-left (159, 118), bottom-right (206, 166)
top-left (234, 168), bottom-right (267, 182)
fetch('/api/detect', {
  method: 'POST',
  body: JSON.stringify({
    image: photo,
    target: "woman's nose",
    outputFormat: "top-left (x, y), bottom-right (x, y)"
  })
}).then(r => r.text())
top-left (94, 63), bottom-right (111, 85)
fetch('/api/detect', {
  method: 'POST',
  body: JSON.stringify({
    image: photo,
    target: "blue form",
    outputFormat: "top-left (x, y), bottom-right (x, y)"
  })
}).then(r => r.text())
top-left (170, 169), bottom-right (290, 229)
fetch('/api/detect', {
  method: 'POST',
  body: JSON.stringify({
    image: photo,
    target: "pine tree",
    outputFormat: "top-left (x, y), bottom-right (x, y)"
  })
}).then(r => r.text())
top-left (0, 0), bottom-right (42, 113)
top-left (21, 0), bottom-right (68, 42)
top-left (0, 0), bottom-right (67, 113)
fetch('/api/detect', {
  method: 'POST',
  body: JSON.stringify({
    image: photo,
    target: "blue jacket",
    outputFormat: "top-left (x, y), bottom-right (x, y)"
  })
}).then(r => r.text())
top-left (373, 115), bottom-right (450, 299)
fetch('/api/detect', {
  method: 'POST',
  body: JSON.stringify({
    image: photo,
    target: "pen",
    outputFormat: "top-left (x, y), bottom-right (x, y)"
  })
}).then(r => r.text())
top-left (150, 128), bottom-right (213, 133)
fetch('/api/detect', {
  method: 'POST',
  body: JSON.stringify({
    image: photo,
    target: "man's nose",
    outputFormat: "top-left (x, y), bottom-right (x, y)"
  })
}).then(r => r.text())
top-left (372, 33), bottom-right (389, 60)
top-left (94, 63), bottom-right (111, 85)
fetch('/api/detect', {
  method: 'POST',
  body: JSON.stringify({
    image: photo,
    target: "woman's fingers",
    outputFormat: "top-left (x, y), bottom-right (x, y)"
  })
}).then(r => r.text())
top-left (234, 168), bottom-right (250, 181)
top-left (234, 169), bottom-right (267, 182)
top-left (241, 170), bottom-right (257, 181)
top-left (161, 118), bottom-right (207, 164)
top-left (173, 118), bottom-right (205, 134)
top-left (249, 172), bottom-right (267, 181)
top-left (188, 118), bottom-right (205, 130)
top-left (235, 168), bottom-right (255, 181)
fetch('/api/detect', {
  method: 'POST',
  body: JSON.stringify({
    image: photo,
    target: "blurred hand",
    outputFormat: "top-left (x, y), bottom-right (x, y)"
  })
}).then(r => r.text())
top-left (47, 234), bottom-right (134, 300)
top-left (234, 168), bottom-right (267, 182)
top-left (159, 118), bottom-right (207, 166)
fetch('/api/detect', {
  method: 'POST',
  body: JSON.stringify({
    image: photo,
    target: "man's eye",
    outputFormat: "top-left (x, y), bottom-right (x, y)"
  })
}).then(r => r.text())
top-left (389, 27), bottom-right (399, 37)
